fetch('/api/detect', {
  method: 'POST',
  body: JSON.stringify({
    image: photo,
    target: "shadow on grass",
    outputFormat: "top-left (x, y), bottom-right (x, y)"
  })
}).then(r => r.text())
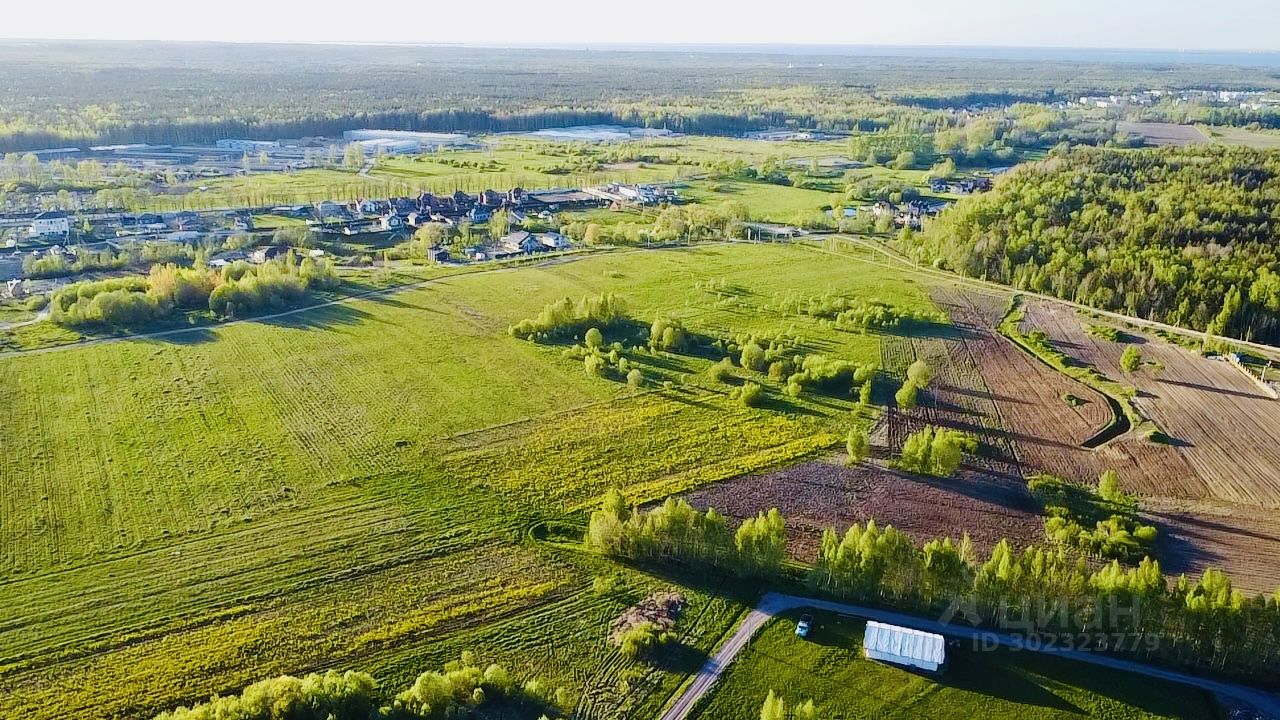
top-left (655, 641), bottom-right (710, 675)
top-left (937, 648), bottom-right (1086, 714)
top-left (254, 302), bottom-right (380, 331)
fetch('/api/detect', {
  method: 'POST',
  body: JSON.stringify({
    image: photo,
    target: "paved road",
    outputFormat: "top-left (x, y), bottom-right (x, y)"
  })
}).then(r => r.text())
top-left (659, 592), bottom-right (1280, 720)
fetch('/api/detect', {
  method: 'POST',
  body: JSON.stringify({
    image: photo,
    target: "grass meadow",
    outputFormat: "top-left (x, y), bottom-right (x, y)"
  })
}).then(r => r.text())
top-left (689, 610), bottom-right (1224, 720)
top-left (0, 242), bottom-right (935, 718)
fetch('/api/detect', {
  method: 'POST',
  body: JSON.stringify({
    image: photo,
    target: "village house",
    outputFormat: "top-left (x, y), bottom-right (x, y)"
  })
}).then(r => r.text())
top-left (29, 210), bottom-right (71, 238)
top-left (498, 230), bottom-right (545, 256)
top-left (538, 231), bottom-right (572, 250)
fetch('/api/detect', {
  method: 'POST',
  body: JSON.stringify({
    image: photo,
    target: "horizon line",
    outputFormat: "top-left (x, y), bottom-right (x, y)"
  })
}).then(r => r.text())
top-left (2, 38), bottom-right (1280, 55)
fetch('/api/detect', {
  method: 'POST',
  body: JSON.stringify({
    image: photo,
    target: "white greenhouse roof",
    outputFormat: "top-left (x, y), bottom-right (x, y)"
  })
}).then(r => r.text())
top-left (863, 621), bottom-right (945, 665)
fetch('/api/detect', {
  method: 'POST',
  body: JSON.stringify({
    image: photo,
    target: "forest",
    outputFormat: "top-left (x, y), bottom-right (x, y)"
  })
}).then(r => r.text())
top-left (2, 42), bottom-right (1279, 150)
top-left (903, 145), bottom-right (1280, 343)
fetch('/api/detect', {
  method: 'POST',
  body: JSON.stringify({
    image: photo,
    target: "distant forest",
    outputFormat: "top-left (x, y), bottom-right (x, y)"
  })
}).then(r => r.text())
top-left (3, 42), bottom-right (1280, 151)
top-left (902, 146), bottom-right (1280, 343)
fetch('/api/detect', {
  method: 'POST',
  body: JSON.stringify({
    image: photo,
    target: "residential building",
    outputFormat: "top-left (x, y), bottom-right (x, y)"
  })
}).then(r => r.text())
top-left (29, 211), bottom-right (70, 238)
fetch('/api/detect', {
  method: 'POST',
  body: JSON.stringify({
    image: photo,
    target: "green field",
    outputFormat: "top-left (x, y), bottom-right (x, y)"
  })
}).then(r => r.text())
top-left (0, 241), bottom-right (938, 718)
top-left (690, 610), bottom-right (1223, 720)
top-left (153, 135), bottom-right (863, 211)
top-left (1206, 125), bottom-right (1280, 149)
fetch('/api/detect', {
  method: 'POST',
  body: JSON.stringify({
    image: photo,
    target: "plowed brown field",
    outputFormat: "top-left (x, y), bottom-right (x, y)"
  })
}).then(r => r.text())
top-left (676, 458), bottom-right (1042, 561)
top-left (1021, 299), bottom-right (1280, 508)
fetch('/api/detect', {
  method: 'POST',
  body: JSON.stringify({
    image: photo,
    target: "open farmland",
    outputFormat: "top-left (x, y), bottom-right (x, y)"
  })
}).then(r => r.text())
top-left (0, 241), bottom-right (944, 719)
top-left (676, 458), bottom-right (1042, 560)
top-left (1020, 299), bottom-right (1280, 508)
top-left (1117, 122), bottom-right (1209, 147)
top-left (690, 610), bottom-right (1222, 720)
top-left (928, 287), bottom-right (1189, 490)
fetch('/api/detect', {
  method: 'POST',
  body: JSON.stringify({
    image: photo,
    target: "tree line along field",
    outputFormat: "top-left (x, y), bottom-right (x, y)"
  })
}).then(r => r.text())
top-left (689, 611), bottom-right (1224, 720)
top-left (0, 242), bottom-right (935, 719)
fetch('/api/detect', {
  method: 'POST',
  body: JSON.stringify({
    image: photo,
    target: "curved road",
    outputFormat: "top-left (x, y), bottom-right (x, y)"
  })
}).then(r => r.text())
top-left (659, 592), bottom-right (1280, 720)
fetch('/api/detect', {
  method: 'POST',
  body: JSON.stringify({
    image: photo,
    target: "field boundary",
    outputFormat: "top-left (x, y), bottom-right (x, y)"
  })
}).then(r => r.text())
top-left (995, 295), bottom-right (1138, 448)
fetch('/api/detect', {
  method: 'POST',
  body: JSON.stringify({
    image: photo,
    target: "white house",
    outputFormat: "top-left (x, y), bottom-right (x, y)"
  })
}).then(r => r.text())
top-left (29, 211), bottom-right (70, 238)
top-left (862, 621), bottom-right (946, 672)
top-left (538, 231), bottom-right (572, 250)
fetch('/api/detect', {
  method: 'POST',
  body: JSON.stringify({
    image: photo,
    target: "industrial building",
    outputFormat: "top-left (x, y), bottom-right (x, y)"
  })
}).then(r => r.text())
top-left (355, 138), bottom-right (422, 156)
top-left (342, 129), bottom-right (472, 152)
top-left (215, 139), bottom-right (282, 152)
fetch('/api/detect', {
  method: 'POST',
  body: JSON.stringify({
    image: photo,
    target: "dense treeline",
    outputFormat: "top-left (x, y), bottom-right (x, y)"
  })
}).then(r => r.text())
top-left (587, 491), bottom-right (787, 578)
top-left (50, 253), bottom-right (340, 329)
top-left (2, 43), bottom-right (1277, 151)
top-left (154, 655), bottom-right (565, 720)
top-left (904, 146), bottom-right (1280, 342)
top-left (587, 492), bottom-right (1280, 682)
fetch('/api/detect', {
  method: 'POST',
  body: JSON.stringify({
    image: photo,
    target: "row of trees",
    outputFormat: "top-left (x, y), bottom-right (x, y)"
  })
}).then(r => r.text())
top-left (587, 491), bottom-right (787, 578)
top-left (585, 492), bottom-right (1280, 680)
top-left (508, 293), bottom-right (629, 343)
top-left (49, 253), bottom-right (340, 329)
top-left (156, 655), bottom-right (564, 720)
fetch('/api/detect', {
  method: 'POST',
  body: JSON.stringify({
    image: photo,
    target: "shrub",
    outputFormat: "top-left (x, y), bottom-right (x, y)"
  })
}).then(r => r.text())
top-left (617, 621), bottom-right (676, 661)
top-left (648, 316), bottom-right (688, 352)
top-left (735, 381), bottom-right (764, 407)
top-left (740, 341), bottom-right (767, 372)
top-left (895, 425), bottom-right (976, 478)
top-left (1028, 471), bottom-right (1155, 560)
top-left (626, 368), bottom-right (644, 388)
top-left (710, 357), bottom-right (736, 383)
top-left (846, 427), bottom-right (870, 464)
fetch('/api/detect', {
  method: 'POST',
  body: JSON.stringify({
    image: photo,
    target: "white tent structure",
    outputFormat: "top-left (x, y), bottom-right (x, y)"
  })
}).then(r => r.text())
top-left (862, 621), bottom-right (946, 672)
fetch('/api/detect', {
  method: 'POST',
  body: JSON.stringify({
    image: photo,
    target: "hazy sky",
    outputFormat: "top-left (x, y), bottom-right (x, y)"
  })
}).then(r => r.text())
top-left (5, 0), bottom-right (1280, 50)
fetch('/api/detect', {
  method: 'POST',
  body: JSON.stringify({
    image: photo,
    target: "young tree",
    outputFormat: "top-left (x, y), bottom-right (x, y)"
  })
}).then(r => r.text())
top-left (584, 327), bottom-right (604, 349)
top-left (858, 379), bottom-right (873, 407)
top-left (626, 368), bottom-right (644, 388)
top-left (489, 209), bottom-right (510, 239)
top-left (895, 381), bottom-right (919, 409)
top-left (1120, 345), bottom-right (1142, 373)
top-left (906, 359), bottom-right (933, 388)
top-left (343, 142), bottom-right (365, 170)
top-left (760, 690), bottom-right (787, 720)
top-left (846, 427), bottom-right (870, 465)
